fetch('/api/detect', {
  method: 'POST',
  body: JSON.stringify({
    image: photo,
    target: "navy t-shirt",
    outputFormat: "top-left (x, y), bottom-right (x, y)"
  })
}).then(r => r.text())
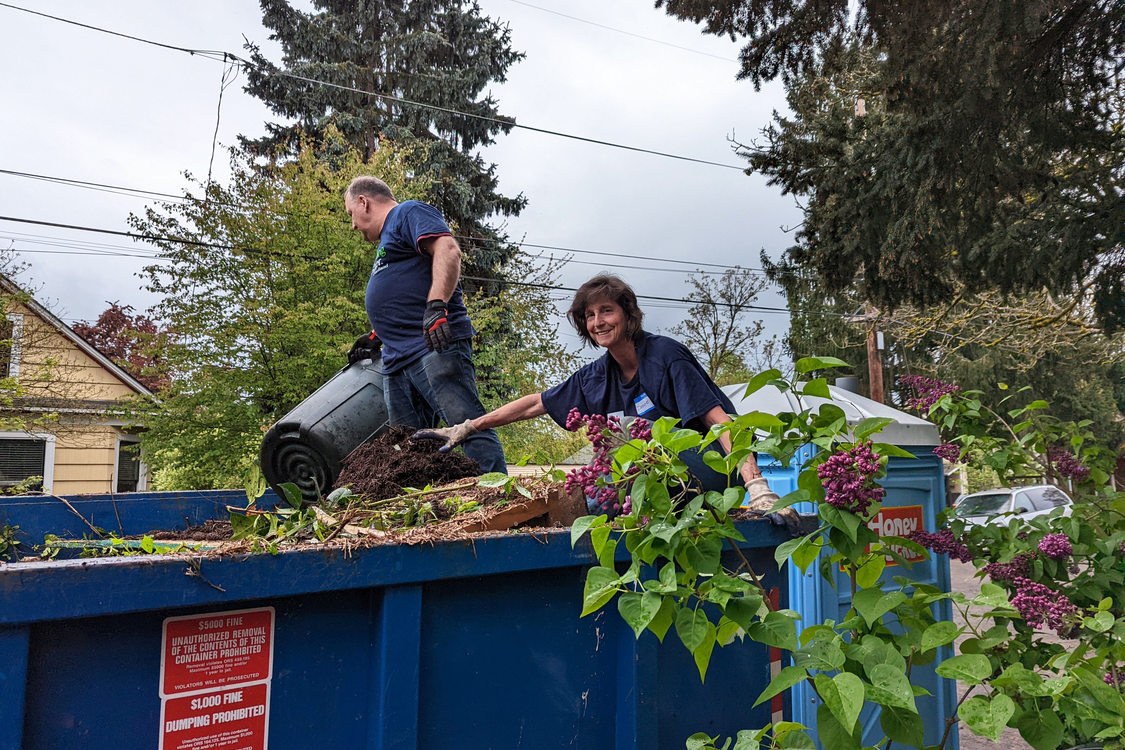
top-left (364, 200), bottom-right (474, 373)
top-left (540, 332), bottom-right (736, 432)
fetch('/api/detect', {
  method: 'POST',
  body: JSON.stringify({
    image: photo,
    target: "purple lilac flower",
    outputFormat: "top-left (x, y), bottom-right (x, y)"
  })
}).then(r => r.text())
top-left (1047, 446), bottom-right (1090, 482)
top-left (932, 443), bottom-right (967, 463)
top-left (982, 553), bottom-right (1034, 582)
top-left (1106, 669), bottom-right (1120, 687)
top-left (628, 418), bottom-right (652, 442)
top-left (1038, 533), bottom-right (1073, 561)
top-left (909, 529), bottom-right (973, 563)
top-left (816, 441), bottom-right (885, 516)
top-left (900, 375), bottom-right (960, 411)
top-left (1010, 577), bottom-right (1077, 634)
top-left (564, 409), bottom-right (623, 516)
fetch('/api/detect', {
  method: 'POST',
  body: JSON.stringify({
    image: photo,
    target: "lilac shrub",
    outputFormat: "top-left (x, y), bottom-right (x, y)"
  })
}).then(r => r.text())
top-left (900, 375), bottom-right (960, 410)
top-left (816, 440), bottom-right (885, 516)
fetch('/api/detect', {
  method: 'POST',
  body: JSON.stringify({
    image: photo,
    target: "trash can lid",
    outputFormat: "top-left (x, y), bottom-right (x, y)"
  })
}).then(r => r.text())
top-left (721, 383), bottom-right (940, 447)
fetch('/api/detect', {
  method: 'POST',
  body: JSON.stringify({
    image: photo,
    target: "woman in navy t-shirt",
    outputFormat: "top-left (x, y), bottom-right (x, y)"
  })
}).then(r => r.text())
top-left (415, 275), bottom-right (784, 512)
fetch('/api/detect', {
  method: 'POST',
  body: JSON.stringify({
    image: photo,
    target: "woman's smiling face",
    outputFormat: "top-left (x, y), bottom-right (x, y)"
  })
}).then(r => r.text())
top-left (584, 296), bottom-right (627, 348)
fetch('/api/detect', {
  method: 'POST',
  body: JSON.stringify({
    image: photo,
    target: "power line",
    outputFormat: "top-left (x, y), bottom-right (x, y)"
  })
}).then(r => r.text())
top-left (0, 2), bottom-right (746, 171)
top-left (0, 168), bottom-right (767, 272)
top-left (502, 0), bottom-right (737, 63)
top-left (0, 214), bottom-right (798, 316)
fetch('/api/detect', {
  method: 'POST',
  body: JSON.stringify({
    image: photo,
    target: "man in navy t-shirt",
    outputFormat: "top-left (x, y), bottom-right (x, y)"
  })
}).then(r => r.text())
top-left (344, 176), bottom-right (506, 474)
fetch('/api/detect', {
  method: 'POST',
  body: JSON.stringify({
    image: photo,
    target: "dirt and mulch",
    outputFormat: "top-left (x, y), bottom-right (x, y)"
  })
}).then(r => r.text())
top-left (29, 428), bottom-right (581, 561)
top-left (333, 426), bottom-right (483, 499)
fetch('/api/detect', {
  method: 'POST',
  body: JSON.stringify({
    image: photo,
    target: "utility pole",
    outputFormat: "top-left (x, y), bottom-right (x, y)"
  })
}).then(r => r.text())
top-left (865, 302), bottom-right (884, 403)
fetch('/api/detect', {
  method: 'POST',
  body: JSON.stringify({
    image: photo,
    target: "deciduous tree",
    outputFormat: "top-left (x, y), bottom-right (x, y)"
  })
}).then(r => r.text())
top-left (670, 268), bottom-right (780, 385)
top-left (73, 303), bottom-right (169, 391)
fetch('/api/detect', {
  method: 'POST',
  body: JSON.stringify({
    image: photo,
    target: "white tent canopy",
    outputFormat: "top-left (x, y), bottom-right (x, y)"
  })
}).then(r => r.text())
top-left (721, 383), bottom-right (940, 447)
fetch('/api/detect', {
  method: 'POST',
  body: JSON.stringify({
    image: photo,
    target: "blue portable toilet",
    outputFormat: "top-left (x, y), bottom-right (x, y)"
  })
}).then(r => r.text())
top-left (722, 382), bottom-right (958, 750)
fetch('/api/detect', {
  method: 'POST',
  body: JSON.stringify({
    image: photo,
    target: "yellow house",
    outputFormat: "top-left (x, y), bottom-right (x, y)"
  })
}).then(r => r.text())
top-left (0, 277), bottom-right (154, 495)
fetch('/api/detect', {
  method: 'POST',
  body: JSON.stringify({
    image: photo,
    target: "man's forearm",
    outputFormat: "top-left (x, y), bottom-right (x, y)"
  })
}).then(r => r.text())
top-left (427, 235), bottom-right (462, 301)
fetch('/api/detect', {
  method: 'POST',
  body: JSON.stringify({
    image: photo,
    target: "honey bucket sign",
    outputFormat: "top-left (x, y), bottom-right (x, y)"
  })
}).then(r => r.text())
top-left (867, 505), bottom-right (926, 565)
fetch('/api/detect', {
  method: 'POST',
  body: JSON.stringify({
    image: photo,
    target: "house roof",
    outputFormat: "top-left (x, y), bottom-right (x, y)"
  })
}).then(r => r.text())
top-left (0, 275), bottom-right (154, 398)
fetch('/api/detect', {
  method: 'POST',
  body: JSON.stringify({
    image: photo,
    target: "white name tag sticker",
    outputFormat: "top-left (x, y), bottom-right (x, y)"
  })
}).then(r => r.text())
top-left (634, 392), bottom-right (656, 415)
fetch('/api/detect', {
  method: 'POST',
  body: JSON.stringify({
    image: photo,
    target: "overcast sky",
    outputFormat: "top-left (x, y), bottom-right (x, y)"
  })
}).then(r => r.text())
top-left (0, 0), bottom-right (801, 353)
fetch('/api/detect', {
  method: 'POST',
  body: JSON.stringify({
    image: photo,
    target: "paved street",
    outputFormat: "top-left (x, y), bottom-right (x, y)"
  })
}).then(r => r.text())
top-left (948, 560), bottom-right (1033, 750)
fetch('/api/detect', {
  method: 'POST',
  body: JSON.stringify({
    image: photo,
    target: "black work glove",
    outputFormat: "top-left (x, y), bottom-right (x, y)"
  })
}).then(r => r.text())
top-left (422, 299), bottom-right (453, 353)
top-left (347, 330), bottom-right (382, 364)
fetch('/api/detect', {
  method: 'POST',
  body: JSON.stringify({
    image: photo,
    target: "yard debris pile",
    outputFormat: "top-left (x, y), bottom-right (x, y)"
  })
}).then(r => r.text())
top-left (27, 429), bottom-right (578, 561)
top-left (332, 426), bottom-right (481, 499)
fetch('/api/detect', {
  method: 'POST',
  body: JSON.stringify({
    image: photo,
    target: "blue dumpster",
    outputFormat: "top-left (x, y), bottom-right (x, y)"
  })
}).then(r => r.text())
top-left (0, 490), bottom-right (791, 750)
top-left (725, 384), bottom-right (959, 750)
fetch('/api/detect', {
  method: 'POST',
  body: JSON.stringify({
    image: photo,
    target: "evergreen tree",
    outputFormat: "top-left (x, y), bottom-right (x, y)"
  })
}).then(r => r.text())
top-left (656, 2), bottom-right (1125, 328)
top-left (241, 0), bottom-right (526, 282)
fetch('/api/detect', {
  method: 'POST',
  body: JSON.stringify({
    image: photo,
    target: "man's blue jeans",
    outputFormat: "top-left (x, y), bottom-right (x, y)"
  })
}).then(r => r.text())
top-left (382, 339), bottom-right (507, 474)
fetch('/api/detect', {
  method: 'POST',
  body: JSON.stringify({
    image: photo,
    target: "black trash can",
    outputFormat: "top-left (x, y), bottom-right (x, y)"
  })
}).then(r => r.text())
top-left (260, 356), bottom-right (389, 501)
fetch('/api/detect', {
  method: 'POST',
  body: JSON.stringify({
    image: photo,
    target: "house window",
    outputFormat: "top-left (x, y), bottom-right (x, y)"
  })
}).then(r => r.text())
top-left (116, 439), bottom-right (143, 493)
top-left (0, 436), bottom-right (46, 490)
top-left (0, 313), bottom-right (22, 379)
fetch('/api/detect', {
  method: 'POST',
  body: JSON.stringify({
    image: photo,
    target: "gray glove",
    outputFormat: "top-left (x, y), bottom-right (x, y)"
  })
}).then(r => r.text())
top-left (412, 419), bottom-right (478, 452)
top-left (745, 477), bottom-right (802, 535)
top-left (744, 478), bottom-right (781, 512)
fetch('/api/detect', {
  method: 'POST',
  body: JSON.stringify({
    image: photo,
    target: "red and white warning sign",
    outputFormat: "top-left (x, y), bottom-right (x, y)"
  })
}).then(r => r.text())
top-left (159, 682), bottom-right (270, 750)
top-left (868, 505), bottom-right (926, 566)
top-left (161, 607), bottom-right (274, 697)
top-left (159, 607), bottom-right (274, 750)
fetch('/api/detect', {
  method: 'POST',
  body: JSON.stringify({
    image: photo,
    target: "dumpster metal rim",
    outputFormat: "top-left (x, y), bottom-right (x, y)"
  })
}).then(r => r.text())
top-left (0, 518), bottom-right (799, 626)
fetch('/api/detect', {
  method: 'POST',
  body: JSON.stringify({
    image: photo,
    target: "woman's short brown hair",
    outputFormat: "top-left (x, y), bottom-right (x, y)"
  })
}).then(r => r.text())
top-left (567, 275), bottom-right (645, 347)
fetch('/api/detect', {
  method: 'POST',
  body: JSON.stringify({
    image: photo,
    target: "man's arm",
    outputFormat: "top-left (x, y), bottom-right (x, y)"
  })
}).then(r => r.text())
top-left (419, 234), bottom-right (462, 302)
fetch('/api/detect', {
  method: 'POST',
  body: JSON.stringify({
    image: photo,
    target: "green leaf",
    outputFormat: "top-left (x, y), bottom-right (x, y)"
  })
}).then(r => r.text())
top-left (865, 663), bottom-right (917, 711)
top-left (589, 525), bottom-right (611, 558)
top-left (959, 694), bottom-right (1015, 741)
top-left (744, 369), bottom-right (783, 397)
top-left (814, 672), bottom-right (864, 733)
top-left (971, 582), bottom-right (1010, 608)
top-left (1083, 610), bottom-right (1114, 632)
top-left (820, 503), bottom-right (862, 543)
top-left (570, 514), bottom-right (605, 548)
top-left (675, 607), bottom-right (711, 652)
top-left (853, 417), bottom-right (894, 441)
top-left (774, 488), bottom-right (811, 510)
top-left (1073, 665), bottom-right (1125, 714)
top-left (477, 472), bottom-right (510, 488)
top-left (935, 654), bottom-right (993, 685)
top-left (646, 595), bottom-right (676, 642)
top-left (693, 623), bottom-right (718, 681)
top-left (794, 637), bottom-right (846, 671)
top-left (140, 535), bottom-right (154, 554)
top-left (1014, 706), bottom-right (1064, 750)
top-left (871, 442), bottom-right (916, 459)
top-left (801, 378), bottom-right (831, 399)
top-left (618, 591), bottom-right (663, 638)
top-left (815, 703), bottom-right (860, 750)
top-left (795, 356), bottom-right (850, 374)
top-left (853, 554), bottom-right (886, 589)
top-left (753, 665), bottom-right (809, 707)
top-left (919, 620), bottom-right (961, 652)
top-left (747, 610), bottom-right (799, 651)
top-left (881, 706), bottom-right (925, 748)
top-left (852, 588), bottom-right (908, 626)
top-left (279, 482), bottom-right (303, 508)
top-left (514, 482), bottom-right (533, 499)
top-left (723, 594), bottom-right (763, 631)
top-left (581, 566), bottom-right (620, 617)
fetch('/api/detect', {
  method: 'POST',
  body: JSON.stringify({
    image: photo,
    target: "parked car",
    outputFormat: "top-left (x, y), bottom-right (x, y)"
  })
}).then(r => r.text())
top-left (952, 484), bottom-right (1073, 526)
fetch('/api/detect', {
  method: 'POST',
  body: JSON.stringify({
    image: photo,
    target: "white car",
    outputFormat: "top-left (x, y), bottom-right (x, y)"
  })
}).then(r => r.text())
top-left (952, 485), bottom-right (1073, 526)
